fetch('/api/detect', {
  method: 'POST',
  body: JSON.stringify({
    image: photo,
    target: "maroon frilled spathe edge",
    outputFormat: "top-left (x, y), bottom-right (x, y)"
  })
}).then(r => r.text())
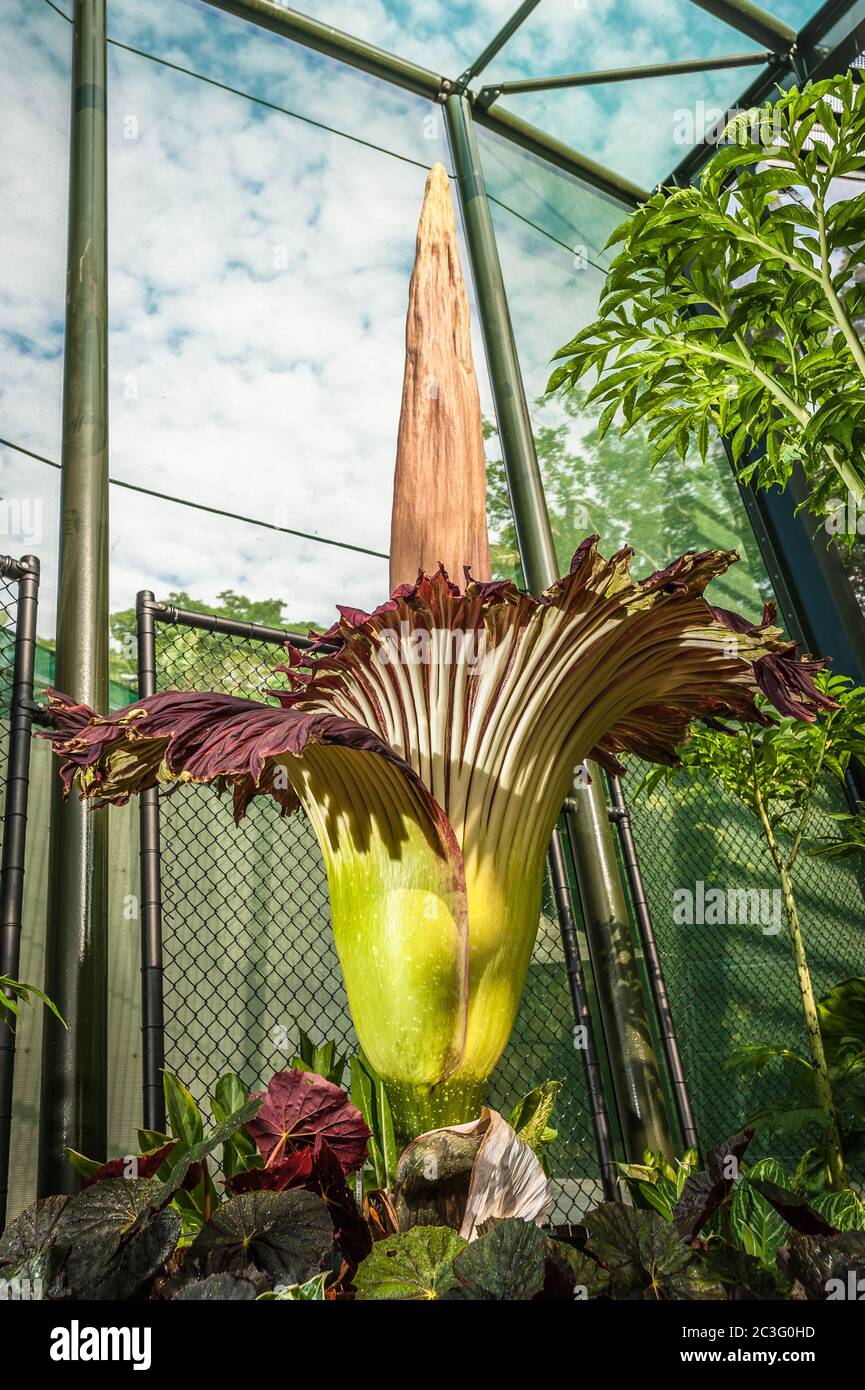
top-left (709, 600), bottom-right (837, 722)
top-left (41, 689), bottom-right (436, 823)
top-left (41, 542), bottom-right (837, 820)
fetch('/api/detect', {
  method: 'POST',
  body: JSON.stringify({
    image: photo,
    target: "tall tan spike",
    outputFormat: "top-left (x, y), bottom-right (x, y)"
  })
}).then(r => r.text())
top-left (389, 162), bottom-right (491, 591)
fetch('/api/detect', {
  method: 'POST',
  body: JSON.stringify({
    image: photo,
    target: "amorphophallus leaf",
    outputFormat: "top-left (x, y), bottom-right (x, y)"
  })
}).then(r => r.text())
top-left (42, 163), bottom-right (838, 1146)
top-left (45, 545), bottom-right (835, 1141)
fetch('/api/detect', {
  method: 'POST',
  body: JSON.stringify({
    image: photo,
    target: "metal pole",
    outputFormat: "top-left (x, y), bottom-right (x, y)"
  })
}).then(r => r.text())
top-left (607, 774), bottom-right (700, 1154)
top-left (0, 556), bottom-right (40, 1229)
top-left (201, 0), bottom-right (647, 206)
top-left (685, 0), bottom-right (796, 50)
top-left (473, 104), bottom-right (650, 206)
top-left (38, 0), bottom-right (109, 1194)
top-left (203, 0), bottom-right (444, 98)
top-left (547, 831), bottom-right (620, 1199)
top-left (456, 0), bottom-right (544, 87)
top-left (478, 51), bottom-right (774, 102)
top-left (149, 600), bottom-right (318, 648)
top-left (444, 90), bottom-right (673, 1160)
top-left (136, 594), bottom-right (165, 1134)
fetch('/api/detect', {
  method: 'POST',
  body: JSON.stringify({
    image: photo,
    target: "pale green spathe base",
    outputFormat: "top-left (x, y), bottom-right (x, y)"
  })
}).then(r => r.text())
top-left (383, 1074), bottom-right (489, 1147)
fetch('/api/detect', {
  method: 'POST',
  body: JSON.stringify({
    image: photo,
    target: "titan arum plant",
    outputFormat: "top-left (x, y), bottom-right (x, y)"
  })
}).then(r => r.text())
top-left (46, 166), bottom-right (836, 1144)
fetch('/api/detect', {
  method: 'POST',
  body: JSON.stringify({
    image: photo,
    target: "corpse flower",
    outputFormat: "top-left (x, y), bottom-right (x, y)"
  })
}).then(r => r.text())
top-left (43, 164), bottom-right (835, 1144)
top-left (45, 546), bottom-right (833, 1141)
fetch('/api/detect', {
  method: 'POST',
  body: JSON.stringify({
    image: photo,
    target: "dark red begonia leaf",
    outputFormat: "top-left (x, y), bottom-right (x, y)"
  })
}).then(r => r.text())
top-left (225, 1148), bottom-right (316, 1196)
top-left (245, 1069), bottom-right (370, 1175)
top-left (83, 1142), bottom-right (177, 1188)
top-left (675, 1129), bottom-right (754, 1242)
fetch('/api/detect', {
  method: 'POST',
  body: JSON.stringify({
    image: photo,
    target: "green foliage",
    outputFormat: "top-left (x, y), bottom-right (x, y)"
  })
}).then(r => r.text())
top-left (640, 675), bottom-right (865, 1186)
top-left (729, 1033), bottom-right (865, 1191)
top-left (190, 1190), bottom-right (333, 1286)
top-left (11, 1060), bottom-right (865, 1301)
top-left (617, 1146), bottom-right (700, 1221)
top-left (549, 77), bottom-right (865, 521)
top-left (811, 1185), bottom-right (865, 1229)
top-left (164, 1071), bottom-right (204, 1148)
top-left (817, 976), bottom-right (865, 1064)
top-left (350, 1050), bottom-right (397, 1191)
top-left (154, 1093), bottom-right (264, 1209)
top-left (209, 1072), bottom-right (261, 1180)
top-left (507, 1079), bottom-right (560, 1174)
top-left (583, 1202), bottom-right (719, 1299)
top-left (640, 674), bottom-right (865, 839)
top-left (443, 1218), bottom-right (546, 1301)
top-left (0, 975), bottom-right (64, 1028)
top-left (353, 1225), bottom-right (467, 1300)
top-left (730, 1158), bottom-right (790, 1266)
top-left (811, 805), bottom-right (865, 859)
top-left (53, 1179), bottom-right (180, 1300)
top-left (290, 1029), bottom-right (348, 1088)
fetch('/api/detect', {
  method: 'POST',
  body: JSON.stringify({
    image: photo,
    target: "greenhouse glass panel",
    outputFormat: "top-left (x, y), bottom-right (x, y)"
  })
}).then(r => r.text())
top-left (105, 3), bottom-right (463, 625)
top-left (814, 0), bottom-right (865, 50)
top-left (107, 0), bottom-right (449, 166)
top-left (484, 0), bottom-right (767, 83)
top-left (494, 67), bottom-right (774, 188)
top-left (0, 0), bottom-right (70, 638)
top-left (479, 125), bottom-right (625, 268)
top-left (280, 0), bottom-right (526, 74)
top-left (478, 128), bottom-right (770, 613)
top-left (765, 0), bottom-right (839, 27)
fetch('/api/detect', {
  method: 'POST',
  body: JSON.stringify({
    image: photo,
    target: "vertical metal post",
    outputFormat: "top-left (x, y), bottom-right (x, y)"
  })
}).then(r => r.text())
top-left (136, 593), bottom-right (166, 1134)
top-left (547, 830), bottom-right (620, 1199)
top-left (445, 90), bottom-right (673, 1160)
top-left (0, 556), bottom-right (40, 1228)
top-left (607, 774), bottom-right (699, 1154)
top-left (39, 0), bottom-right (110, 1193)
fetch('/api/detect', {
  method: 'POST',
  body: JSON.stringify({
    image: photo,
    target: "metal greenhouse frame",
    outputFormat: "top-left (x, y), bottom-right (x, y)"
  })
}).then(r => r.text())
top-left (34, 0), bottom-right (865, 1197)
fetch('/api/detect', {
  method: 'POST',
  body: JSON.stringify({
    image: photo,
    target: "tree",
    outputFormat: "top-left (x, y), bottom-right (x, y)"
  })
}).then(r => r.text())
top-left (549, 78), bottom-right (865, 523)
top-left (485, 392), bottom-right (772, 619)
top-left (108, 590), bottom-right (323, 698)
top-left (640, 673), bottom-right (865, 1190)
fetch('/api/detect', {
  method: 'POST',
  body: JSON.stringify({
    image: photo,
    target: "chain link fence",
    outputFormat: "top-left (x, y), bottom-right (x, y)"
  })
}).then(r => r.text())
top-left (0, 555), bottom-right (39, 1228)
top-left (144, 598), bottom-right (865, 1212)
top-left (623, 762), bottom-right (865, 1184)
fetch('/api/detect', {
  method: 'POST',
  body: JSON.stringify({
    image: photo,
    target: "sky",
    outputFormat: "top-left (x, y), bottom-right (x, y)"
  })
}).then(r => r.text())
top-left (0, 0), bottom-right (814, 642)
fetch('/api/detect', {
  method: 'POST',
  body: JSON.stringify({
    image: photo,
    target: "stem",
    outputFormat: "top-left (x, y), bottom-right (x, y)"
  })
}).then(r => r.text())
top-left (385, 1075), bottom-right (489, 1148)
top-left (824, 442), bottom-right (865, 506)
top-left (750, 746), bottom-right (846, 1190)
top-left (775, 853), bottom-right (846, 1191)
top-left (817, 200), bottom-right (865, 383)
top-left (731, 331), bottom-right (810, 428)
top-left (788, 727), bottom-right (828, 870)
top-left (642, 321), bottom-right (855, 500)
